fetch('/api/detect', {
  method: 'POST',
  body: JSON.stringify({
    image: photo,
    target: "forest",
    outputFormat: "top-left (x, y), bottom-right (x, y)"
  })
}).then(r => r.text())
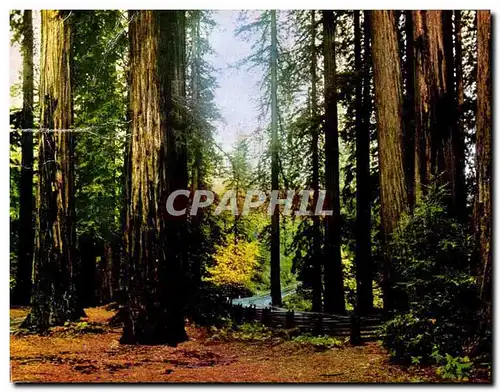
top-left (9, 10), bottom-right (492, 383)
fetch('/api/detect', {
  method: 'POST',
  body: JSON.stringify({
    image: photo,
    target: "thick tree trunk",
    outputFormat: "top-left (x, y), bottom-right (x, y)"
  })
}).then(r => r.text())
top-left (121, 11), bottom-right (188, 345)
top-left (322, 11), bottom-right (345, 315)
top-left (355, 11), bottom-right (373, 315)
top-left (13, 10), bottom-right (34, 306)
top-left (270, 10), bottom-right (282, 307)
top-left (310, 10), bottom-right (322, 313)
top-left (412, 11), bottom-right (464, 213)
top-left (370, 11), bottom-right (408, 311)
top-left (23, 10), bottom-right (83, 330)
top-left (475, 10), bottom-right (492, 322)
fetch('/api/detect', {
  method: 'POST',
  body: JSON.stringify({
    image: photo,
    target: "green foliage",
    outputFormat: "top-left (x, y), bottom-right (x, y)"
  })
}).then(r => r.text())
top-left (382, 188), bottom-right (479, 363)
top-left (234, 322), bottom-right (273, 341)
top-left (292, 334), bottom-right (345, 350)
top-left (72, 11), bottom-right (128, 242)
top-left (204, 235), bottom-right (260, 294)
top-left (431, 346), bottom-right (474, 381)
top-left (282, 289), bottom-right (312, 312)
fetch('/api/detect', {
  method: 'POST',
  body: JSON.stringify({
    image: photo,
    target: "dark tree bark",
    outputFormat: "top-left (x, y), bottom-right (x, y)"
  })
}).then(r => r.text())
top-left (270, 10), bottom-right (282, 306)
top-left (323, 11), bottom-right (345, 315)
top-left (12, 10), bottom-right (34, 306)
top-left (412, 11), bottom-right (464, 214)
top-left (310, 10), bottom-right (322, 313)
top-left (78, 235), bottom-right (100, 307)
top-left (370, 10), bottom-right (408, 311)
top-left (475, 10), bottom-right (492, 322)
top-left (404, 11), bottom-right (416, 209)
top-left (121, 11), bottom-right (188, 346)
top-left (355, 11), bottom-right (373, 315)
top-left (23, 10), bottom-right (83, 330)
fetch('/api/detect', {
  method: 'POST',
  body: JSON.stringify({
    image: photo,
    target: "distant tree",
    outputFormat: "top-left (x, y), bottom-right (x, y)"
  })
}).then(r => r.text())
top-left (323, 10), bottom-right (346, 314)
top-left (309, 10), bottom-right (323, 312)
top-left (205, 237), bottom-right (260, 295)
top-left (355, 11), bottom-right (373, 315)
top-left (72, 10), bottom-right (128, 306)
top-left (12, 10), bottom-right (34, 306)
top-left (270, 10), bottom-right (282, 306)
top-left (234, 10), bottom-right (283, 306)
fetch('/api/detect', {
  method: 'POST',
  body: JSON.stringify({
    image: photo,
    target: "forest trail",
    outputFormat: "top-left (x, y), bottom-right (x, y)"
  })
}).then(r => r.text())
top-left (10, 306), bottom-right (445, 383)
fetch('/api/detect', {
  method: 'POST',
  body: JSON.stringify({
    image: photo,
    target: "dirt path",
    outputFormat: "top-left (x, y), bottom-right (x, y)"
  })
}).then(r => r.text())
top-left (10, 307), bottom-right (437, 383)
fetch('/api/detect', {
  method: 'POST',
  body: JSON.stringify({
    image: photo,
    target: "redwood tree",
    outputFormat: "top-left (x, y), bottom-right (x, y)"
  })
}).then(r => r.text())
top-left (475, 10), bottom-right (492, 322)
top-left (370, 10), bottom-right (408, 311)
top-left (23, 10), bottom-right (83, 329)
top-left (121, 11), bottom-right (188, 345)
top-left (412, 11), bottom-right (464, 214)
top-left (309, 10), bottom-right (322, 312)
top-left (355, 11), bottom-right (373, 315)
top-left (323, 10), bottom-right (345, 314)
top-left (270, 9), bottom-right (282, 306)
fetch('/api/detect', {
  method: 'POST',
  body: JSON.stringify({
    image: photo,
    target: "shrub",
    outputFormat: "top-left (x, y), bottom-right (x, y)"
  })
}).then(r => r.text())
top-left (282, 289), bottom-right (312, 312)
top-left (382, 187), bottom-right (479, 363)
top-left (431, 346), bottom-right (474, 381)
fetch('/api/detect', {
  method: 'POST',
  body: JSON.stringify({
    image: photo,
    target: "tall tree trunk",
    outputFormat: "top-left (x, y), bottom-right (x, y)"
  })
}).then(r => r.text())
top-left (23, 10), bottom-right (83, 329)
top-left (355, 11), bottom-right (373, 315)
top-left (121, 11), bottom-right (188, 345)
top-left (322, 11), bottom-right (345, 315)
top-left (310, 10), bottom-right (322, 312)
top-left (475, 10), bottom-right (492, 323)
top-left (13, 10), bottom-right (34, 306)
top-left (370, 10), bottom-right (408, 311)
top-left (404, 11), bottom-right (415, 209)
top-left (412, 11), bottom-right (463, 214)
top-left (270, 10), bottom-right (282, 306)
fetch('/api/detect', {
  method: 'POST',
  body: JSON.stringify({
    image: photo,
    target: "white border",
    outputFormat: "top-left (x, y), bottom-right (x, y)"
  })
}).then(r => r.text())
top-left (2, 2), bottom-right (499, 391)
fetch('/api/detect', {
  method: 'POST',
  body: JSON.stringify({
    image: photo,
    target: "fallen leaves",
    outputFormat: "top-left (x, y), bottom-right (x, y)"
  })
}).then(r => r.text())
top-left (9, 306), bottom-right (487, 383)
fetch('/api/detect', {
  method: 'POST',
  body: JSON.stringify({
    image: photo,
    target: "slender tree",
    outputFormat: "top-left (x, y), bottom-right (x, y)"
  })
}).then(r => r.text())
top-left (12, 10), bottom-right (34, 306)
top-left (270, 10), bottom-right (282, 306)
top-left (121, 11), bottom-right (188, 345)
top-left (370, 10), bottom-right (408, 311)
top-left (355, 11), bottom-right (373, 315)
top-left (475, 10), bottom-right (492, 321)
top-left (309, 10), bottom-right (322, 312)
top-left (323, 11), bottom-right (345, 314)
top-left (189, 10), bottom-right (203, 289)
top-left (23, 10), bottom-right (83, 329)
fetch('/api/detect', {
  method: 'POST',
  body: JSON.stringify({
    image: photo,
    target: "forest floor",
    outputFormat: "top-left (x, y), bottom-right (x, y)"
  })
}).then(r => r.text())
top-left (9, 306), bottom-right (487, 383)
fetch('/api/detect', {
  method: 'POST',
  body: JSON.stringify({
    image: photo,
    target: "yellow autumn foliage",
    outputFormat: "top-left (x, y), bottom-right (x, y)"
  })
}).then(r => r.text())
top-left (204, 237), bottom-right (259, 289)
